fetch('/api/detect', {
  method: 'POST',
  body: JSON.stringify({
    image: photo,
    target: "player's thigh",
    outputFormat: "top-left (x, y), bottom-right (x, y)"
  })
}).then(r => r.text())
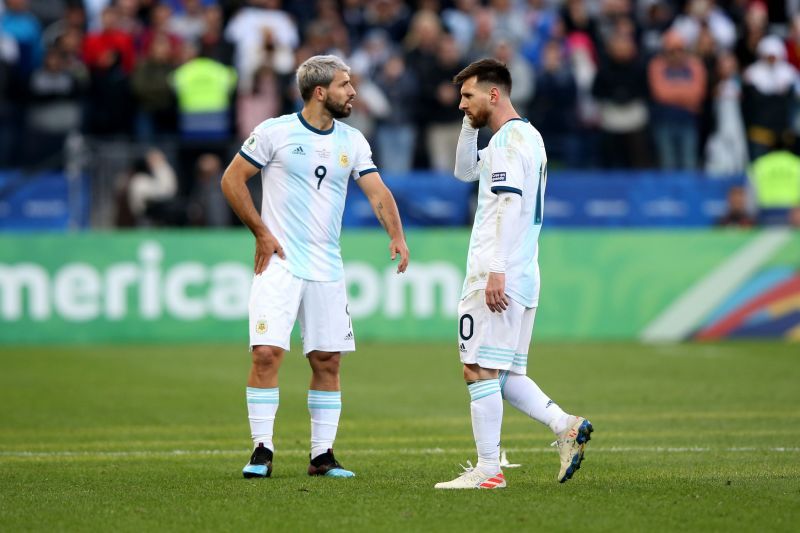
top-left (457, 290), bottom-right (526, 371)
top-left (298, 277), bottom-right (355, 356)
top-left (510, 306), bottom-right (537, 375)
top-left (248, 263), bottom-right (304, 351)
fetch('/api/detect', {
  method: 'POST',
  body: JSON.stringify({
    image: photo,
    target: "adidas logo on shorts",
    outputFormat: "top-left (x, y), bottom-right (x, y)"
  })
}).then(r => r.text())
top-left (291, 146), bottom-right (305, 155)
top-left (459, 343), bottom-right (467, 353)
top-left (344, 331), bottom-right (353, 341)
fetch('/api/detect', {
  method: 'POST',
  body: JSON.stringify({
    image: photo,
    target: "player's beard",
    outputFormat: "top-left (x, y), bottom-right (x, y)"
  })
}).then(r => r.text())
top-left (324, 96), bottom-right (352, 119)
top-left (468, 106), bottom-right (490, 129)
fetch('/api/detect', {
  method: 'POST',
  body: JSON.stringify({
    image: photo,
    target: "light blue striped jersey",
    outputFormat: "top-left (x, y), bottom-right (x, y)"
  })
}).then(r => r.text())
top-left (239, 112), bottom-right (377, 281)
top-left (462, 118), bottom-right (547, 307)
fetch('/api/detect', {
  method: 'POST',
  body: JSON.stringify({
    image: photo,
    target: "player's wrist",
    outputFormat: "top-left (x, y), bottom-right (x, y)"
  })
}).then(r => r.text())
top-left (489, 259), bottom-right (506, 273)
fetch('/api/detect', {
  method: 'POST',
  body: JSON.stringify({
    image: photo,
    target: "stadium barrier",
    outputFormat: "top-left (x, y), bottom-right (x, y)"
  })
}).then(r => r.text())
top-left (1, 229), bottom-right (797, 344)
top-left (1, 168), bottom-right (743, 230)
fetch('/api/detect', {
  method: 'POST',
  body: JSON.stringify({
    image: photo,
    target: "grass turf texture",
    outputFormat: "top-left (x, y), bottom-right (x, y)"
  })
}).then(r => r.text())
top-left (0, 342), bottom-right (798, 532)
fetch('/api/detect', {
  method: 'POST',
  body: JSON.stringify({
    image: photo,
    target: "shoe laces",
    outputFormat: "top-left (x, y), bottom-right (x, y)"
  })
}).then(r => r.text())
top-left (458, 460), bottom-right (475, 474)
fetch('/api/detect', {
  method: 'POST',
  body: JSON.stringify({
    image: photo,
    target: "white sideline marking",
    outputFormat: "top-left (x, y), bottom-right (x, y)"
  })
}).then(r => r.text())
top-left (640, 229), bottom-right (792, 343)
top-left (1, 446), bottom-right (798, 459)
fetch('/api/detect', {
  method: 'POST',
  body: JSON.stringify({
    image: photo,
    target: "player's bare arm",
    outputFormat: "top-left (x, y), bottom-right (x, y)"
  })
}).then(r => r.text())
top-left (220, 153), bottom-right (285, 273)
top-left (356, 172), bottom-right (410, 273)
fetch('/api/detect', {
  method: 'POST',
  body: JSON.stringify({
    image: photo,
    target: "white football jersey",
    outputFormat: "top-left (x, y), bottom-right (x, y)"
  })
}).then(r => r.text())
top-left (462, 118), bottom-right (547, 307)
top-left (240, 112), bottom-right (377, 281)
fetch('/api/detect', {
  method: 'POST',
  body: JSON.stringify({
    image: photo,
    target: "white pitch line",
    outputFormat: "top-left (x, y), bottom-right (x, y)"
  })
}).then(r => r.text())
top-left (1, 446), bottom-right (798, 459)
top-left (640, 228), bottom-right (792, 342)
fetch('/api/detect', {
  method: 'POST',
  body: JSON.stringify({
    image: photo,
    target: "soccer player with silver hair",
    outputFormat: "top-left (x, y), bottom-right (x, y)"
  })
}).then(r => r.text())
top-left (435, 59), bottom-right (592, 489)
top-left (222, 54), bottom-right (410, 479)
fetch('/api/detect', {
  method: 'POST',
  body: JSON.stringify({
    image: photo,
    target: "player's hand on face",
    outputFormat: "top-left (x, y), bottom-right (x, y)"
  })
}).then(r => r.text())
top-left (485, 272), bottom-right (508, 313)
top-left (390, 238), bottom-right (410, 274)
top-left (254, 232), bottom-right (285, 274)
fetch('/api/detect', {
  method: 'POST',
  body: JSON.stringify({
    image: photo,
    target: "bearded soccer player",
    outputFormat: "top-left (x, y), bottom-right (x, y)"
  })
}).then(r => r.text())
top-left (221, 55), bottom-right (409, 479)
top-left (435, 59), bottom-right (593, 490)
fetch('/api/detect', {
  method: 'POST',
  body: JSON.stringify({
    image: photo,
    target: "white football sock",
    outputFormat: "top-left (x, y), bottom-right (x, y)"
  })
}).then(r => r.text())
top-left (500, 371), bottom-right (571, 435)
top-left (308, 390), bottom-right (342, 460)
top-left (246, 387), bottom-right (279, 450)
top-left (468, 379), bottom-right (503, 475)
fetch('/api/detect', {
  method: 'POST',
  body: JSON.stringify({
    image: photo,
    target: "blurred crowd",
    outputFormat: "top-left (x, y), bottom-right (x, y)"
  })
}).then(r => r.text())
top-left (2, 0), bottom-right (800, 226)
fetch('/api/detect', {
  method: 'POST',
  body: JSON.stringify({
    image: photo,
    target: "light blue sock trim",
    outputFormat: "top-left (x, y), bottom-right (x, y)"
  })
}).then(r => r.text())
top-left (498, 371), bottom-right (510, 398)
top-left (308, 390), bottom-right (342, 410)
top-left (247, 387), bottom-right (279, 404)
top-left (468, 379), bottom-right (500, 401)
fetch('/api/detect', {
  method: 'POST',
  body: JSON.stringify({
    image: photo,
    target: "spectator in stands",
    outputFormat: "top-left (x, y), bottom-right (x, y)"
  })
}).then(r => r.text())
top-left (54, 27), bottom-right (88, 85)
top-left (139, 2), bottom-right (183, 64)
top-left (82, 5), bottom-right (135, 74)
top-left (363, 0), bottom-right (411, 44)
top-left (488, 0), bottom-right (527, 46)
top-left (236, 63), bottom-right (282, 141)
top-left (748, 143), bottom-right (800, 212)
top-left (83, 7), bottom-right (136, 137)
top-left (465, 7), bottom-right (494, 62)
top-left (349, 28), bottom-right (391, 81)
top-left (648, 30), bottom-right (706, 170)
top-left (1, 0), bottom-right (43, 79)
top-left (518, 0), bottom-right (559, 69)
top-left (592, 32), bottom-right (651, 169)
top-left (373, 52), bottom-right (417, 174)
top-left (115, 0), bottom-right (143, 39)
top-left (742, 36), bottom-right (799, 160)
top-left (785, 13), bottom-right (800, 71)
top-left (197, 4), bottom-right (234, 66)
top-left (560, 0), bottom-right (598, 47)
top-left (24, 45), bottom-right (83, 168)
top-left (716, 185), bottom-right (755, 227)
top-left (0, 26), bottom-right (19, 168)
top-left (169, 0), bottom-right (207, 45)
top-left (187, 152), bottom-right (231, 227)
top-left (131, 33), bottom-right (177, 142)
top-left (442, 0), bottom-right (478, 55)
top-left (236, 28), bottom-right (294, 140)
top-left (531, 39), bottom-right (581, 168)
top-left (670, 0), bottom-right (736, 51)
top-left (341, 70), bottom-right (389, 142)
top-left (116, 148), bottom-right (179, 227)
top-left (640, 0), bottom-right (674, 57)
top-left (735, 1), bottom-right (769, 69)
top-left (225, 0), bottom-right (299, 80)
top-left (705, 52), bottom-right (749, 176)
top-left (171, 42), bottom-right (237, 142)
top-left (492, 38), bottom-right (534, 112)
top-left (418, 33), bottom-right (466, 173)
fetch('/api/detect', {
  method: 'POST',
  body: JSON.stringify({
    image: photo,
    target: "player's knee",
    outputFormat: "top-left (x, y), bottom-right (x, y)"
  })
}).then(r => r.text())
top-left (463, 364), bottom-right (480, 382)
top-left (309, 352), bottom-right (340, 376)
top-left (252, 345), bottom-right (283, 370)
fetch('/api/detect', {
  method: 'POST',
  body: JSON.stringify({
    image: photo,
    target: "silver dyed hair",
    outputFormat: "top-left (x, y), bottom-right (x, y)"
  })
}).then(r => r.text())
top-left (296, 55), bottom-right (351, 101)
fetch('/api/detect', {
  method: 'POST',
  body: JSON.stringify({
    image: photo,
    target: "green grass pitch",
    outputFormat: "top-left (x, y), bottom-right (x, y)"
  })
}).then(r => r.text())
top-left (1, 341), bottom-right (798, 531)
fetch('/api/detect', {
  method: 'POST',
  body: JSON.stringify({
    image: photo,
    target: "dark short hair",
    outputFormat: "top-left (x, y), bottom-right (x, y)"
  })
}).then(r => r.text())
top-left (452, 58), bottom-right (512, 95)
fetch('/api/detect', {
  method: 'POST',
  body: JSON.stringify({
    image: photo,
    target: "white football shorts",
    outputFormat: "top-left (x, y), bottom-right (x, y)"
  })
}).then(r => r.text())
top-left (457, 289), bottom-right (537, 375)
top-left (249, 262), bottom-right (355, 355)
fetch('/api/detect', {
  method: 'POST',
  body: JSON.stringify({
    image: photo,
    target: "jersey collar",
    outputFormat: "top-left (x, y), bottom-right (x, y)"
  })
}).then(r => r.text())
top-left (297, 112), bottom-right (335, 135)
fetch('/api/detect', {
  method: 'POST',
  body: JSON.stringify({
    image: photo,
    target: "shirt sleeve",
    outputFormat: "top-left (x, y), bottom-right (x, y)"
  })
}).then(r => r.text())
top-left (489, 144), bottom-right (526, 196)
top-left (351, 131), bottom-right (378, 180)
top-left (238, 126), bottom-right (273, 169)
